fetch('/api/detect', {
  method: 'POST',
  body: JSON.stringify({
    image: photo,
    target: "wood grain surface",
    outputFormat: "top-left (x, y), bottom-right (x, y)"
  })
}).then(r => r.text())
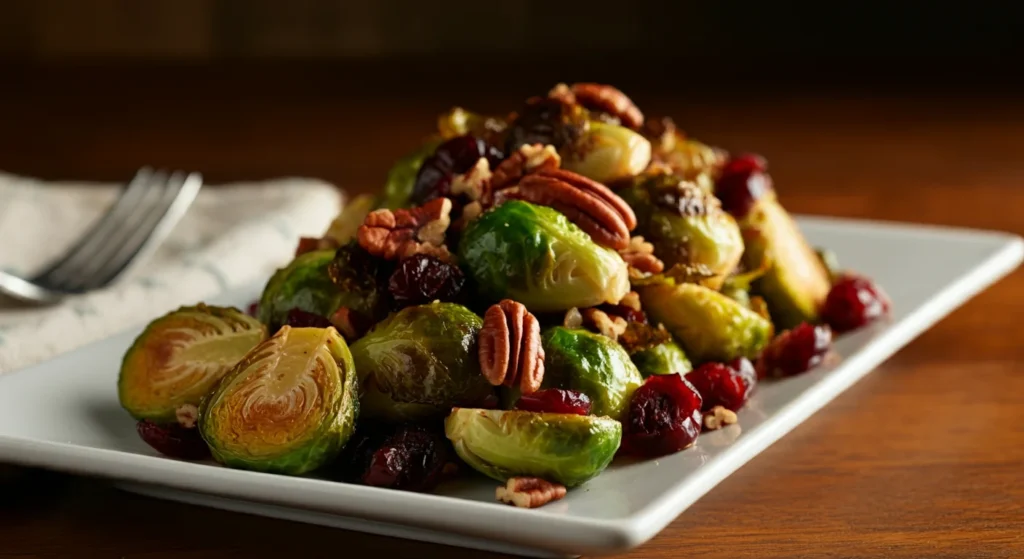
top-left (0, 65), bottom-right (1021, 558)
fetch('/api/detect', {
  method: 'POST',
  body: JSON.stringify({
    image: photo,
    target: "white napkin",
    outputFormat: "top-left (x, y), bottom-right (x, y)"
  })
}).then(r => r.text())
top-left (0, 171), bottom-right (342, 374)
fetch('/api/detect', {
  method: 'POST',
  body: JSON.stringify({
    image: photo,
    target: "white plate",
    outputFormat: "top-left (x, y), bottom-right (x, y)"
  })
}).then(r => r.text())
top-left (0, 217), bottom-right (1020, 557)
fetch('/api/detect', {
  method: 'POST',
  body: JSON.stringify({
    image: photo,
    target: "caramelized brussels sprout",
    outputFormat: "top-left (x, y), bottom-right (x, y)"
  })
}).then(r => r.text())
top-left (380, 139), bottom-right (443, 210)
top-left (445, 408), bottom-right (621, 487)
top-left (631, 338), bottom-right (692, 377)
top-left (259, 246), bottom-right (385, 331)
top-left (119, 305), bottom-right (267, 423)
top-left (199, 326), bottom-right (358, 475)
top-left (560, 121), bottom-right (652, 184)
top-left (349, 302), bottom-right (495, 422)
top-left (529, 327), bottom-right (644, 420)
top-left (324, 194), bottom-right (379, 246)
top-left (638, 281), bottom-right (773, 364)
top-left (644, 120), bottom-right (725, 193)
top-left (458, 200), bottom-right (630, 312)
top-left (620, 174), bottom-right (743, 290)
top-left (437, 107), bottom-right (508, 141)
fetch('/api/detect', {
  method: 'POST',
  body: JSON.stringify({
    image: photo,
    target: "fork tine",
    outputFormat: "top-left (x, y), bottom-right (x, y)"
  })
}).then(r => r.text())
top-left (65, 170), bottom-right (202, 292)
top-left (32, 168), bottom-right (155, 284)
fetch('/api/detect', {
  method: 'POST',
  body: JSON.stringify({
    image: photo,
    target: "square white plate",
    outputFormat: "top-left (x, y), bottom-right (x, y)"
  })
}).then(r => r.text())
top-left (0, 217), bottom-right (1020, 557)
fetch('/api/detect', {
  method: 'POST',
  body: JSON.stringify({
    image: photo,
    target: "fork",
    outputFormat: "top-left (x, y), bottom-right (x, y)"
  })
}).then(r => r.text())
top-left (0, 168), bottom-right (202, 305)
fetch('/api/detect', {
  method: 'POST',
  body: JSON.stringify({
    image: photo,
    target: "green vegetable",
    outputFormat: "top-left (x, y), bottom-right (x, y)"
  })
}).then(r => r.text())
top-left (119, 305), bottom-right (267, 423)
top-left (324, 194), bottom-right (379, 245)
top-left (380, 139), bottom-right (443, 210)
top-left (458, 200), bottom-right (630, 312)
top-left (349, 302), bottom-right (495, 422)
top-left (531, 327), bottom-right (643, 420)
top-left (631, 339), bottom-right (692, 377)
top-left (200, 326), bottom-right (358, 475)
top-left (620, 174), bottom-right (743, 290)
top-left (445, 408), bottom-right (621, 487)
top-left (639, 281), bottom-right (774, 364)
top-left (560, 121), bottom-right (652, 184)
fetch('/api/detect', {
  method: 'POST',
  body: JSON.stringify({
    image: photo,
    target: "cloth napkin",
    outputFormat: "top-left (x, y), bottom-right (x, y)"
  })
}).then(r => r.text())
top-left (0, 171), bottom-right (343, 374)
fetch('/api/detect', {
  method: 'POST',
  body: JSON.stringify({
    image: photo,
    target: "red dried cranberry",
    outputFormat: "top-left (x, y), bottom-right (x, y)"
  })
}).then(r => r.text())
top-left (597, 303), bottom-right (647, 324)
top-left (246, 301), bottom-right (259, 318)
top-left (285, 308), bottom-right (333, 329)
top-left (515, 389), bottom-right (592, 415)
top-left (411, 135), bottom-right (504, 204)
top-left (715, 153), bottom-right (774, 219)
top-left (362, 425), bottom-right (449, 492)
top-left (821, 275), bottom-right (891, 333)
top-left (684, 357), bottom-right (756, 412)
top-left (136, 420), bottom-right (210, 460)
top-left (757, 323), bottom-right (833, 378)
top-left (622, 374), bottom-right (703, 457)
top-left (388, 254), bottom-right (465, 306)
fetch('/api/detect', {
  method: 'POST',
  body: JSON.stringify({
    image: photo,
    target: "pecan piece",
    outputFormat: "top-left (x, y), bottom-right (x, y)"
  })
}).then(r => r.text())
top-left (508, 168), bottom-right (636, 250)
top-left (581, 308), bottom-right (628, 341)
top-left (703, 405), bottom-right (739, 431)
top-left (619, 235), bottom-right (664, 278)
top-left (569, 83), bottom-right (644, 130)
top-left (488, 144), bottom-right (561, 196)
top-left (496, 477), bottom-right (567, 509)
top-left (357, 198), bottom-right (453, 261)
top-left (479, 299), bottom-right (545, 394)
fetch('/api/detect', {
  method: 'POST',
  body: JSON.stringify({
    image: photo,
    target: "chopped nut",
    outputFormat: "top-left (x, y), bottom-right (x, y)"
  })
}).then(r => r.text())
top-left (619, 236), bottom-right (664, 277)
top-left (489, 144), bottom-right (562, 195)
top-left (450, 157), bottom-right (492, 202)
top-left (620, 291), bottom-right (641, 312)
top-left (581, 308), bottom-right (628, 341)
top-left (703, 405), bottom-right (738, 430)
top-left (496, 477), bottom-right (567, 509)
top-left (357, 198), bottom-right (453, 261)
top-left (563, 307), bottom-right (583, 329)
top-left (175, 404), bottom-right (199, 429)
top-left (479, 300), bottom-right (545, 394)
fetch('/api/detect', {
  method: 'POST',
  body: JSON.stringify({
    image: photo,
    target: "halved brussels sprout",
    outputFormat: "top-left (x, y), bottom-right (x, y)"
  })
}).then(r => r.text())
top-left (437, 107), bottom-right (508, 140)
top-left (639, 281), bottom-right (773, 364)
top-left (445, 408), bottom-right (621, 487)
top-left (381, 138), bottom-right (443, 210)
top-left (560, 121), bottom-right (652, 184)
top-left (620, 174), bottom-right (744, 290)
top-left (458, 200), bottom-right (630, 312)
top-left (259, 246), bottom-right (385, 331)
top-left (631, 338), bottom-right (692, 377)
top-left (119, 305), bottom-right (267, 423)
top-left (349, 302), bottom-right (495, 422)
top-left (199, 326), bottom-right (358, 475)
top-left (528, 327), bottom-right (644, 420)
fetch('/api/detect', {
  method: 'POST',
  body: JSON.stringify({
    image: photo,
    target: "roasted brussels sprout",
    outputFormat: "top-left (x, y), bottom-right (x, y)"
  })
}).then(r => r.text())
top-left (620, 174), bottom-right (743, 290)
top-left (437, 107), bottom-right (508, 141)
top-left (644, 118), bottom-right (726, 193)
top-left (525, 327), bottom-right (644, 420)
top-left (560, 121), bottom-right (652, 184)
top-left (259, 246), bottom-right (385, 331)
top-left (631, 338), bottom-right (692, 377)
top-left (349, 302), bottom-right (495, 422)
top-left (119, 305), bottom-right (267, 423)
top-left (380, 139), bottom-right (443, 210)
top-left (324, 193), bottom-right (378, 246)
top-left (458, 200), bottom-right (630, 312)
top-left (199, 326), bottom-right (358, 475)
top-left (638, 281), bottom-right (773, 364)
top-left (445, 408), bottom-right (621, 487)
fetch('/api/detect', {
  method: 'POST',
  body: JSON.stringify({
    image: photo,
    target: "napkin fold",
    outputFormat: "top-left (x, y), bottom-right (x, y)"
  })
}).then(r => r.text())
top-left (0, 171), bottom-right (342, 374)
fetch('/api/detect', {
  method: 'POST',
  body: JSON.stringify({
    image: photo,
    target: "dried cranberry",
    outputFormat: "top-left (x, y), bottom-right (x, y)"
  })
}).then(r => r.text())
top-left (684, 357), bottom-right (756, 412)
top-left (715, 153), bottom-right (774, 219)
top-left (622, 374), bottom-right (703, 457)
top-left (285, 308), bottom-right (333, 329)
top-left (136, 420), bottom-right (210, 460)
top-left (821, 275), bottom-right (891, 333)
top-left (388, 254), bottom-right (465, 307)
top-left (515, 389), bottom-right (592, 415)
top-left (246, 301), bottom-right (259, 318)
top-left (411, 135), bottom-right (504, 204)
top-left (756, 323), bottom-right (833, 378)
top-left (362, 425), bottom-right (450, 492)
top-left (597, 303), bottom-right (647, 324)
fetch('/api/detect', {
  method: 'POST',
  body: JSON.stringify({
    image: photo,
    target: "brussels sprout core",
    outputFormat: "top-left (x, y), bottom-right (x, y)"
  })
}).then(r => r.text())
top-left (200, 326), bottom-right (358, 475)
top-left (445, 408), bottom-right (621, 487)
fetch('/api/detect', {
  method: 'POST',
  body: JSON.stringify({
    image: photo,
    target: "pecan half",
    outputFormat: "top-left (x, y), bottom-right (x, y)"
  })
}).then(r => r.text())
top-left (357, 198), bottom-right (453, 261)
top-left (507, 168), bottom-right (636, 250)
top-left (496, 477), bottom-right (567, 509)
top-left (488, 144), bottom-right (561, 196)
top-left (619, 235), bottom-right (664, 278)
top-left (703, 405), bottom-right (739, 431)
top-left (568, 83), bottom-right (644, 130)
top-left (479, 299), bottom-right (545, 394)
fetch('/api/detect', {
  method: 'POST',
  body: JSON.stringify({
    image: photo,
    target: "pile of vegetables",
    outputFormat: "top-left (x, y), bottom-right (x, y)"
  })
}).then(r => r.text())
top-left (118, 83), bottom-right (890, 508)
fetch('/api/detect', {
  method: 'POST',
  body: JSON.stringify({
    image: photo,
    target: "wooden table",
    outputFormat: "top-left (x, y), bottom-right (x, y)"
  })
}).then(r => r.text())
top-left (1, 65), bottom-right (1021, 558)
